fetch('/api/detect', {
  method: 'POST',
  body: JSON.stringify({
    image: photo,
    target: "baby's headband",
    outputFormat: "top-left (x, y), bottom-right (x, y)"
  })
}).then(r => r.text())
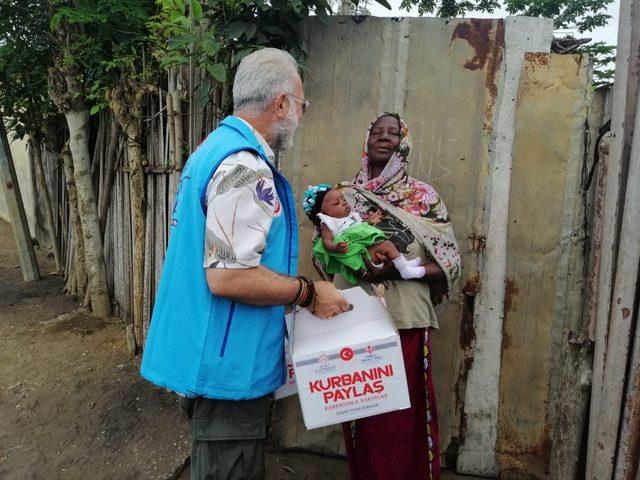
top-left (302, 183), bottom-right (332, 219)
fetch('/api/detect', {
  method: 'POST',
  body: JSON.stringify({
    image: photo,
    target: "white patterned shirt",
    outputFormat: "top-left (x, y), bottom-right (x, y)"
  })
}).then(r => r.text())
top-left (203, 118), bottom-right (281, 269)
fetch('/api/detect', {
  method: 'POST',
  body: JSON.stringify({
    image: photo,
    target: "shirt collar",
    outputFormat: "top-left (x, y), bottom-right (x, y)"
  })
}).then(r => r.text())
top-left (235, 116), bottom-right (275, 160)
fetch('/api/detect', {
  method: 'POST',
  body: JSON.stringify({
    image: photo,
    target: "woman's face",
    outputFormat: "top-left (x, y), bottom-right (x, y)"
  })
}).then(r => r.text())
top-left (366, 115), bottom-right (401, 167)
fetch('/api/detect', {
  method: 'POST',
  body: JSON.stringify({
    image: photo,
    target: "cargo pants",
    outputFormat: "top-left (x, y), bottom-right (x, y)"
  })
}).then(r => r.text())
top-left (179, 395), bottom-right (269, 480)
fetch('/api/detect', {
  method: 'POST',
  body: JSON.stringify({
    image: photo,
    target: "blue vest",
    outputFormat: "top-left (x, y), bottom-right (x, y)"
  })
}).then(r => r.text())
top-left (140, 116), bottom-right (299, 400)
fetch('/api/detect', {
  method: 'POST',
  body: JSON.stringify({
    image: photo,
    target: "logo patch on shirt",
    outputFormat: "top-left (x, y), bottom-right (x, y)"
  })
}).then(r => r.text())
top-left (273, 197), bottom-right (282, 217)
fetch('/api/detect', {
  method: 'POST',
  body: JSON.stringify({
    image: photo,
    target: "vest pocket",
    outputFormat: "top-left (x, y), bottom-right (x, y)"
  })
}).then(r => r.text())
top-left (219, 301), bottom-right (236, 357)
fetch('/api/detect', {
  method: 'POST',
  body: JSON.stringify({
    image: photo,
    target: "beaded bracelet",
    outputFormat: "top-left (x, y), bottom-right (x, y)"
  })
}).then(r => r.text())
top-left (292, 276), bottom-right (315, 308)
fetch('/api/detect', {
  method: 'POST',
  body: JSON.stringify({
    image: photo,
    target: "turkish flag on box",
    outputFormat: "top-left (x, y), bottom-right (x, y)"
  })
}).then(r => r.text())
top-left (292, 287), bottom-right (411, 430)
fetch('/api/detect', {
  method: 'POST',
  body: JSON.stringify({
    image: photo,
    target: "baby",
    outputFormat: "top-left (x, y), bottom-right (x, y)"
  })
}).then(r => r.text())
top-left (303, 184), bottom-right (426, 284)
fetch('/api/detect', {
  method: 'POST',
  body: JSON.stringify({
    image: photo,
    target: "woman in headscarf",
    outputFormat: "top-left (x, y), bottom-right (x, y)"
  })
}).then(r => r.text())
top-left (334, 113), bottom-right (460, 480)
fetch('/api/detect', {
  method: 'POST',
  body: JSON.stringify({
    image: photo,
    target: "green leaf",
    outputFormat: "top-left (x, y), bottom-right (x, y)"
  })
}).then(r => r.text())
top-left (190, 0), bottom-right (203, 22)
top-left (255, 31), bottom-right (269, 45)
top-left (207, 63), bottom-right (227, 83)
top-left (316, 7), bottom-right (329, 25)
top-left (195, 80), bottom-right (211, 108)
top-left (372, 0), bottom-right (392, 9)
top-left (226, 20), bottom-right (247, 39)
top-left (169, 34), bottom-right (196, 49)
top-left (244, 23), bottom-right (257, 40)
top-left (90, 104), bottom-right (100, 115)
top-left (262, 24), bottom-right (286, 36)
top-left (234, 48), bottom-right (254, 65)
top-left (201, 36), bottom-right (221, 56)
top-left (160, 54), bottom-right (190, 66)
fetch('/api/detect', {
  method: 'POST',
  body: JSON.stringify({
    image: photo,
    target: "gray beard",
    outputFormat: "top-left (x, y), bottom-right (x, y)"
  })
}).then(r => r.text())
top-left (271, 109), bottom-right (299, 151)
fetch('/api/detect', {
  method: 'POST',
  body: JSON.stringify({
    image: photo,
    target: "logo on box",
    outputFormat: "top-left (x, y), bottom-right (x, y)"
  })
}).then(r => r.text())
top-left (340, 347), bottom-right (354, 361)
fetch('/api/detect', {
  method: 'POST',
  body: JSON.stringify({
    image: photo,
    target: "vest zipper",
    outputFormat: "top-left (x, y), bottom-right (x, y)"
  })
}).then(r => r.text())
top-left (219, 301), bottom-right (236, 357)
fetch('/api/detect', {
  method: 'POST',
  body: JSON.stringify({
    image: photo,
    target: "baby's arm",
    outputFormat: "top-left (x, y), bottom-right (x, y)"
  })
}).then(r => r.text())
top-left (321, 225), bottom-right (349, 253)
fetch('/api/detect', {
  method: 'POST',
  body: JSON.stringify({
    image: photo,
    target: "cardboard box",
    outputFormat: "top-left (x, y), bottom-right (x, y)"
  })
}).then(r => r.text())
top-left (274, 312), bottom-right (297, 400)
top-left (292, 287), bottom-right (411, 429)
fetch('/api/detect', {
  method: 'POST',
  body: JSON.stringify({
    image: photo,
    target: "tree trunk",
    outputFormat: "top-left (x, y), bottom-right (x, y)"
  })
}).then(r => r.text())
top-left (127, 131), bottom-right (145, 347)
top-left (99, 117), bottom-right (119, 236)
top-left (0, 119), bottom-right (39, 281)
top-left (172, 90), bottom-right (184, 169)
top-left (30, 137), bottom-right (62, 273)
top-left (64, 108), bottom-right (111, 317)
top-left (108, 84), bottom-right (146, 348)
top-left (61, 142), bottom-right (88, 298)
top-left (166, 92), bottom-right (176, 166)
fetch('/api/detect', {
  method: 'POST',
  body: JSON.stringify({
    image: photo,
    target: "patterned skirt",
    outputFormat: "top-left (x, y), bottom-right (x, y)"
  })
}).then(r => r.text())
top-left (342, 327), bottom-right (440, 480)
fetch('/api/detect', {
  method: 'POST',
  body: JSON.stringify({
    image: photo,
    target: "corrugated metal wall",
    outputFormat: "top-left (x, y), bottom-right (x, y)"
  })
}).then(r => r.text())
top-left (274, 16), bottom-right (601, 476)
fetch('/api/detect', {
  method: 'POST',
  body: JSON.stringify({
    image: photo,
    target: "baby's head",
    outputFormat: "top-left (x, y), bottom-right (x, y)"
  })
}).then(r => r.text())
top-left (303, 184), bottom-right (351, 227)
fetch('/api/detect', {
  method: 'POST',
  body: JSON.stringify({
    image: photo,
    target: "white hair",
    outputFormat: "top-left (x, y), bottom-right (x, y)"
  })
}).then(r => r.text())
top-left (232, 48), bottom-right (300, 114)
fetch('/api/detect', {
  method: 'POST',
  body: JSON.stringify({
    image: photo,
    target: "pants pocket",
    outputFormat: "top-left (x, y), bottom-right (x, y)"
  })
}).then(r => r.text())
top-left (189, 396), bottom-right (268, 480)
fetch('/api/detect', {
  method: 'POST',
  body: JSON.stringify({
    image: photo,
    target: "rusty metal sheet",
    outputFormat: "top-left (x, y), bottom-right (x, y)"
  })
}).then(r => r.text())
top-left (497, 52), bottom-right (591, 473)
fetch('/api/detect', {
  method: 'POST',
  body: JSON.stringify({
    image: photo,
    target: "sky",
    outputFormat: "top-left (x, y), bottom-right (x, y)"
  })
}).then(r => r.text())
top-left (366, 0), bottom-right (621, 46)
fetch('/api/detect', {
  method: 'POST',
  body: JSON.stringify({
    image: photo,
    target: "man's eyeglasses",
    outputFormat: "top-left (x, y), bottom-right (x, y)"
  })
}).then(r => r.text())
top-left (288, 96), bottom-right (309, 114)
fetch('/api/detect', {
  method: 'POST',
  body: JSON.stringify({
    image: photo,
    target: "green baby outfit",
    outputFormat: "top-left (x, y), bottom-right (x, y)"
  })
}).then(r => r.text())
top-left (313, 212), bottom-right (386, 284)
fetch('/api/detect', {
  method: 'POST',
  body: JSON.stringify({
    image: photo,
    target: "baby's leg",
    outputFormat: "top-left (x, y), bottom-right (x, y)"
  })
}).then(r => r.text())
top-left (367, 241), bottom-right (426, 279)
top-left (367, 240), bottom-right (401, 262)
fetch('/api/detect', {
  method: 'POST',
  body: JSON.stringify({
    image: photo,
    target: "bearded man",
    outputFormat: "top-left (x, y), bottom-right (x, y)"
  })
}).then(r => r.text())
top-left (141, 48), bottom-right (348, 480)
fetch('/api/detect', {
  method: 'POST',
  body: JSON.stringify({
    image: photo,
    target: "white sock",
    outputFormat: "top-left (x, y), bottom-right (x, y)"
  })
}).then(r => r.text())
top-left (407, 257), bottom-right (423, 267)
top-left (398, 265), bottom-right (426, 280)
top-left (391, 255), bottom-right (408, 269)
top-left (392, 256), bottom-right (426, 280)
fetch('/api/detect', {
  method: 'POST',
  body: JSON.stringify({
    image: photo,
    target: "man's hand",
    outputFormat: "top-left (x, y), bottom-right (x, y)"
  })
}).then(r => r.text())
top-left (311, 281), bottom-right (350, 319)
top-left (337, 241), bottom-right (349, 254)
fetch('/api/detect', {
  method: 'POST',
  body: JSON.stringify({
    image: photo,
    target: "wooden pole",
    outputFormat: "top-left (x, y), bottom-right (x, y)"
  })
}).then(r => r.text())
top-left (31, 138), bottom-right (62, 273)
top-left (548, 332), bottom-right (593, 479)
top-left (591, 75), bottom-right (640, 480)
top-left (586, 0), bottom-right (640, 475)
top-left (0, 119), bottom-right (40, 281)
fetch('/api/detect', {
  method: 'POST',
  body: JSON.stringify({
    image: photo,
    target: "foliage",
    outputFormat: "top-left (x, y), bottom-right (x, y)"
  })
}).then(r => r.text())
top-left (396, 0), bottom-right (614, 32)
top-left (580, 41), bottom-right (616, 86)
top-left (0, 1), bottom-right (62, 141)
top-left (505, 0), bottom-right (616, 85)
top-left (398, 0), bottom-right (500, 17)
top-left (149, 0), bottom-right (393, 112)
top-left (148, 0), bottom-right (337, 112)
top-left (504, 0), bottom-right (614, 33)
top-left (49, 0), bottom-right (157, 114)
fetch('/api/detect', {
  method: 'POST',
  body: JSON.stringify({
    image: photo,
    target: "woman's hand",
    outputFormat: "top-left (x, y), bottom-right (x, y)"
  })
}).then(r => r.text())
top-left (360, 259), bottom-right (447, 284)
top-left (360, 259), bottom-right (401, 282)
top-left (367, 210), bottom-right (383, 225)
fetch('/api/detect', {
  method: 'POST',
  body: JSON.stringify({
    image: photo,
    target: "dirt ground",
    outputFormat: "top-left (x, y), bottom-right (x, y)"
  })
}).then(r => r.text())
top-left (0, 219), bottom-right (476, 480)
top-left (0, 219), bottom-right (350, 480)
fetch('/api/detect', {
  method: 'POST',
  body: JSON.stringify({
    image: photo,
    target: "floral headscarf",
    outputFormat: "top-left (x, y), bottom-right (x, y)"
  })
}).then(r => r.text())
top-left (353, 113), bottom-right (449, 222)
